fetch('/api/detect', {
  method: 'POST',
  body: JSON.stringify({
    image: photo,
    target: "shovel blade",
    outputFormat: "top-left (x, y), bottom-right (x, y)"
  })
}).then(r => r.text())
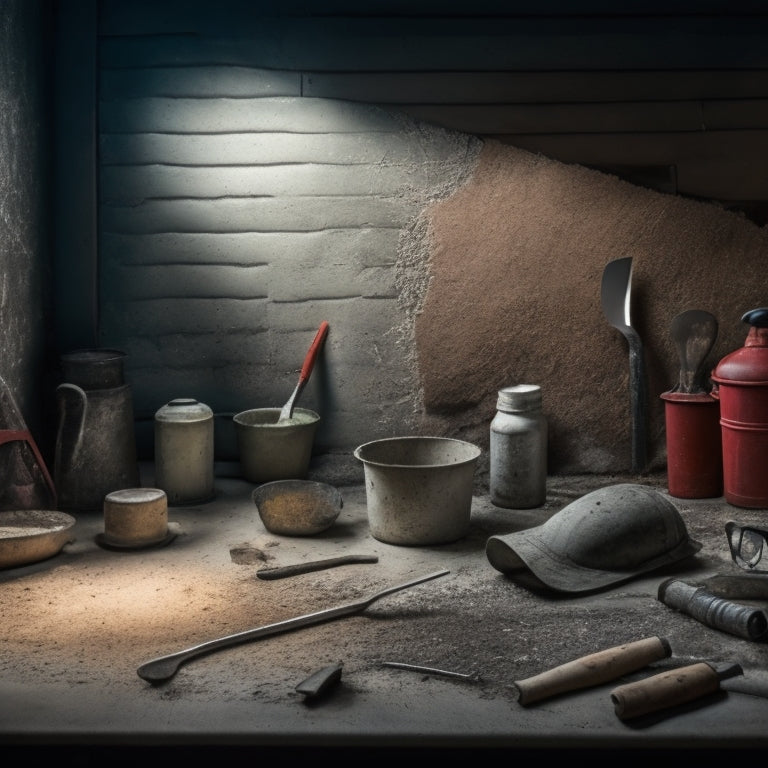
top-left (601, 256), bottom-right (633, 330)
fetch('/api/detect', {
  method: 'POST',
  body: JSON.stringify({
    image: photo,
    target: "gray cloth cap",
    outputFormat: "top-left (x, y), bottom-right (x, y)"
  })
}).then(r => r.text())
top-left (485, 483), bottom-right (702, 593)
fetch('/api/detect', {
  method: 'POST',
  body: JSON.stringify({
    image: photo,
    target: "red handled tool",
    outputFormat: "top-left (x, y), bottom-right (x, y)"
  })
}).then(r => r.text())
top-left (278, 321), bottom-right (330, 423)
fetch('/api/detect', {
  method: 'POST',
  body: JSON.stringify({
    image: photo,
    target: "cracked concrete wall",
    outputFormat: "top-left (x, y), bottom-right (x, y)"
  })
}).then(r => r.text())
top-left (0, 0), bottom-right (55, 460)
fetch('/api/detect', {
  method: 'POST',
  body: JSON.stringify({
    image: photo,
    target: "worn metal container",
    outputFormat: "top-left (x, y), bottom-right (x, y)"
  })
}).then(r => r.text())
top-left (55, 347), bottom-right (140, 512)
top-left (60, 348), bottom-right (126, 390)
top-left (353, 436), bottom-right (481, 546)
top-left (54, 382), bottom-right (140, 512)
top-left (101, 488), bottom-right (169, 548)
top-left (711, 307), bottom-right (768, 508)
top-left (233, 407), bottom-right (320, 483)
top-left (154, 398), bottom-right (215, 505)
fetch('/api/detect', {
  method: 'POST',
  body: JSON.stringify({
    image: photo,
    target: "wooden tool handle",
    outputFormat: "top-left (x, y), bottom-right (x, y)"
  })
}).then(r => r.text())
top-left (514, 636), bottom-right (671, 706)
top-left (257, 554), bottom-right (378, 580)
top-left (298, 321), bottom-right (329, 383)
top-left (610, 662), bottom-right (720, 720)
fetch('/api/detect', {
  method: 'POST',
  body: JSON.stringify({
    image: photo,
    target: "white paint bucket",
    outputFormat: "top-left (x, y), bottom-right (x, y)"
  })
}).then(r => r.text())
top-left (353, 436), bottom-right (481, 546)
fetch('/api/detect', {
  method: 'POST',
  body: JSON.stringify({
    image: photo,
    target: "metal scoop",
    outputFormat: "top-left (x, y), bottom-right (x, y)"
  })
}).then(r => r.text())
top-left (601, 257), bottom-right (647, 473)
top-left (137, 569), bottom-right (449, 684)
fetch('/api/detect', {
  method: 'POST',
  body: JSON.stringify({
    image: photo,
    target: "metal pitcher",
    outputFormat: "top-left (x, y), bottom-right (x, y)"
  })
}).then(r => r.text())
top-left (54, 349), bottom-right (140, 511)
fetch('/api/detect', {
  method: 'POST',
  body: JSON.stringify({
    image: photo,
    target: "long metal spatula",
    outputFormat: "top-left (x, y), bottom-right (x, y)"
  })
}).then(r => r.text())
top-left (136, 569), bottom-right (449, 683)
top-left (601, 257), bottom-right (647, 474)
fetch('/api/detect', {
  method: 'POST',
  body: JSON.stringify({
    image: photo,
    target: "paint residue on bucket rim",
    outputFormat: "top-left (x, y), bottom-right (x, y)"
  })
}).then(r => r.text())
top-left (233, 407), bottom-right (320, 428)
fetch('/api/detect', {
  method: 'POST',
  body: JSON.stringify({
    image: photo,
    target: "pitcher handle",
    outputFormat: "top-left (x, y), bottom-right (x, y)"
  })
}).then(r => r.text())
top-left (55, 383), bottom-right (88, 475)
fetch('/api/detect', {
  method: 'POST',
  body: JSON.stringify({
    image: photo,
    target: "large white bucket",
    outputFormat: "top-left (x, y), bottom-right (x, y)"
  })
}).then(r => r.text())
top-left (353, 436), bottom-right (481, 546)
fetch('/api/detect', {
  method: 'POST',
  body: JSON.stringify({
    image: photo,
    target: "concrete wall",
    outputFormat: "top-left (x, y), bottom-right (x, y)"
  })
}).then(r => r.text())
top-left (0, 0), bottom-right (55, 461)
top-left (48, 2), bottom-right (768, 482)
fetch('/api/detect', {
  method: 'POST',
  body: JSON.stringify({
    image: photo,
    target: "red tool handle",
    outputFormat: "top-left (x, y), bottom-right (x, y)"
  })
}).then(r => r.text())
top-left (298, 321), bottom-right (329, 384)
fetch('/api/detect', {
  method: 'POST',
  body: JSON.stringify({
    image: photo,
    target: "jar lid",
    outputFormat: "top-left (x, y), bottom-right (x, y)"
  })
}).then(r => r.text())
top-left (497, 384), bottom-right (542, 412)
top-left (712, 308), bottom-right (768, 385)
top-left (155, 398), bottom-right (213, 423)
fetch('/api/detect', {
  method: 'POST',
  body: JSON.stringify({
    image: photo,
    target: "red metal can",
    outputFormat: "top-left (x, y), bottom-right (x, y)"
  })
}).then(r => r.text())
top-left (711, 308), bottom-right (768, 509)
top-left (660, 391), bottom-right (722, 499)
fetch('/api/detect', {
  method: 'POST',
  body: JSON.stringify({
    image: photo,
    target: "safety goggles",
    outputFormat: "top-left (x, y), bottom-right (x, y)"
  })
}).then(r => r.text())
top-left (726, 521), bottom-right (768, 572)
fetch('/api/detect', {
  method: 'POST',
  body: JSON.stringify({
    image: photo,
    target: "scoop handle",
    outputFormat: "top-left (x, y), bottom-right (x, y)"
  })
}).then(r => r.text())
top-left (298, 321), bottom-right (329, 384)
top-left (137, 602), bottom-right (360, 684)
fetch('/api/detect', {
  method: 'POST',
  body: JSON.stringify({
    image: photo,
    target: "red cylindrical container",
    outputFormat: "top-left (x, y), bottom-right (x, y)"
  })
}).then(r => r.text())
top-left (711, 308), bottom-right (768, 509)
top-left (660, 392), bottom-right (722, 499)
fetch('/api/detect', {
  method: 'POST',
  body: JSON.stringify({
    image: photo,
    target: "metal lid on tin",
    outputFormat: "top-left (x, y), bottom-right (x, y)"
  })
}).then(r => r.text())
top-left (496, 384), bottom-right (542, 413)
top-left (155, 398), bottom-right (213, 423)
top-left (101, 487), bottom-right (170, 548)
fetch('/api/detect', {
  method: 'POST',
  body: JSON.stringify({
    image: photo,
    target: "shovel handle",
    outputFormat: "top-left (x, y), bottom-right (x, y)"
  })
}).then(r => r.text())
top-left (610, 662), bottom-right (729, 720)
top-left (626, 327), bottom-right (648, 474)
top-left (298, 321), bottom-right (329, 384)
top-left (514, 636), bottom-right (671, 706)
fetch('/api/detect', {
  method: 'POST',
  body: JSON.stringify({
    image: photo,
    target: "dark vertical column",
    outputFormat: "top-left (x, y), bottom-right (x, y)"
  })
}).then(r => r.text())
top-left (53, 0), bottom-right (98, 351)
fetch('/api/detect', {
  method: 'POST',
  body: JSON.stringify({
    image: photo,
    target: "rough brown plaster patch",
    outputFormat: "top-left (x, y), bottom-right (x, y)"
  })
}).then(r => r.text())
top-left (414, 140), bottom-right (768, 475)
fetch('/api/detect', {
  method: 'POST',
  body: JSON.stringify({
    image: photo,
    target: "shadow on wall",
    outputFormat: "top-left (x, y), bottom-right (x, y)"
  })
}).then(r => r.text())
top-left (412, 140), bottom-right (768, 475)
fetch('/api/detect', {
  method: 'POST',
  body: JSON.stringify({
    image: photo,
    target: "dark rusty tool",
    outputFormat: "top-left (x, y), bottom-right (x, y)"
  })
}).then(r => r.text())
top-left (381, 661), bottom-right (480, 682)
top-left (296, 662), bottom-right (343, 700)
top-left (257, 554), bottom-right (379, 580)
top-left (601, 256), bottom-right (648, 474)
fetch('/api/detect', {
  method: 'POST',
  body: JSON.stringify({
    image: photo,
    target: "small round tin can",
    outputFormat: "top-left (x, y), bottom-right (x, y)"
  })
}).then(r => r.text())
top-left (102, 488), bottom-right (169, 548)
top-left (154, 398), bottom-right (215, 505)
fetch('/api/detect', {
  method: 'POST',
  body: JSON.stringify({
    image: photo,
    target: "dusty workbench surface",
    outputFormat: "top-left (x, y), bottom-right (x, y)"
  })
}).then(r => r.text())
top-left (1, 463), bottom-right (767, 760)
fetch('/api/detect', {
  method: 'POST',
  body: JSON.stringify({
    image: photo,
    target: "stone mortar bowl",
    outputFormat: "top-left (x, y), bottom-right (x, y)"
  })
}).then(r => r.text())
top-left (252, 479), bottom-right (343, 536)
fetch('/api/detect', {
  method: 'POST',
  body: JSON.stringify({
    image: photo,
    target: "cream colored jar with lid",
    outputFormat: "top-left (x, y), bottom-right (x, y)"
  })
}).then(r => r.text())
top-left (490, 384), bottom-right (547, 509)
top-left (154, 398), bottom-right (215, 505)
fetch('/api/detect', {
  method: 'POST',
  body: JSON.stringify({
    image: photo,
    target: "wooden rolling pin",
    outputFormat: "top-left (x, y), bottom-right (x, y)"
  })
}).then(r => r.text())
top-left (514, 636), bottom-right (672, 706)
top-left (610, 661), bottom-right (743, 720)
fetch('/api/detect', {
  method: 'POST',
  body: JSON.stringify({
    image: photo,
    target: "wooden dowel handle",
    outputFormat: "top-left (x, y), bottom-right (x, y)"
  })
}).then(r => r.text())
top-left (514, 636), bottom-right (671, 706)
top-left (610, 662), bottom-right (720, 720)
